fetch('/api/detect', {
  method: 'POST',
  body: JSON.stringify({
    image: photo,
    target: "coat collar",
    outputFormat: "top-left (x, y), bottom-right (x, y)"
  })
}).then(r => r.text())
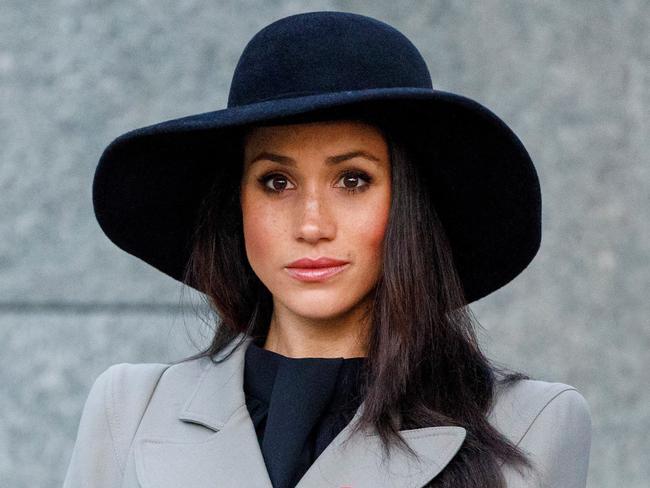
top-left (134, 334), bottom-right (466, 488)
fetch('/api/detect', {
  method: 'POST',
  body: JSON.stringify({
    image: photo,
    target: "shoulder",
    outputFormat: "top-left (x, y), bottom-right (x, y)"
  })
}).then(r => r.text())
top-left (63, 362), bottom-right (168, 486)
top-left (96, 356), bottom-right (211, 398)
top-left (97, 362), bottom-right (172, 415)
top-left (93, 358), bottom-right (210, 425)
top-left (81, 362), bottom-right (173, 453)
top-left (63, 359), bottom-right (206, 487)
top-left (488, 378), bottom-right (593, 487)
top-left (488, 378), bottom-right (592, 446)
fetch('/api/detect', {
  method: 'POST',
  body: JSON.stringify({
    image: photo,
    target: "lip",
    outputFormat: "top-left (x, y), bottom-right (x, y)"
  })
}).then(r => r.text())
top-left (285, 256), bottom-right (350, 283)
top-left (284, 263), bottom-right (350, 282)
top-left (286, 257), bottom-right (350, 268)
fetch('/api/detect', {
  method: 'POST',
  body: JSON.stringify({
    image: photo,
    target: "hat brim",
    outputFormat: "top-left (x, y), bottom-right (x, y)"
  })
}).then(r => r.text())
top-left (93, 87), bottom-right (541, 304)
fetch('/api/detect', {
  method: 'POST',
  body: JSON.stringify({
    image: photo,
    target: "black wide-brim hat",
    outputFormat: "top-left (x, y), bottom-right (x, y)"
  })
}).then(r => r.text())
top-left (93, 10), bottom-right (541, 304)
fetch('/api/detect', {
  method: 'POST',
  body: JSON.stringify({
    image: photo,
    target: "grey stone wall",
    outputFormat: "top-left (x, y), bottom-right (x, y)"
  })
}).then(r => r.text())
top-left (1, 1), bottom-right (647, 486)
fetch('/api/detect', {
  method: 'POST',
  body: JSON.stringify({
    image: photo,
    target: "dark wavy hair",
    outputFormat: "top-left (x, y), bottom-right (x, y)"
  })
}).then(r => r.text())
top-left (176, 106), bottom-right (536, 488)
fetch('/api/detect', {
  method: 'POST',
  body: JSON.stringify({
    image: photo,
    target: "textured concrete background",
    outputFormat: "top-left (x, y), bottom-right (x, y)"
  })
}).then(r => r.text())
top-left (1, 1), bottom-right (648, 486)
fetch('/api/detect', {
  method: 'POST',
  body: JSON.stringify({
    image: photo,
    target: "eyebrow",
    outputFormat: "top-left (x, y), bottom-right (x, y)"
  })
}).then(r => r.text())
top-left (247, 150), bottom-right (382, 167)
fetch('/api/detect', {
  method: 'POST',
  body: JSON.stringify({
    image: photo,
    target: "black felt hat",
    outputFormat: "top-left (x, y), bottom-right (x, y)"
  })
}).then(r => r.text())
top-left (92, 10), bottom-right (541, 304)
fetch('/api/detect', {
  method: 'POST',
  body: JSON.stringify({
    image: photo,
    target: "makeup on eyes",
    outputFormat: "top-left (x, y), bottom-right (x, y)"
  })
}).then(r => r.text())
top-left (256, 169), bottom-right (374, 195)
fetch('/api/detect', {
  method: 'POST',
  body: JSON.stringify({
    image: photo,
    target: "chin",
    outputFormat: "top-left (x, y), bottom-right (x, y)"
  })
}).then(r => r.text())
top-left (280, 295), bottom-right (358, 320)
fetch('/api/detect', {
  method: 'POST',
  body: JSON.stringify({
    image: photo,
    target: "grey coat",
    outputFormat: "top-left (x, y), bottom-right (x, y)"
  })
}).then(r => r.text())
top-left (62, 334), bottom-right (592, 487)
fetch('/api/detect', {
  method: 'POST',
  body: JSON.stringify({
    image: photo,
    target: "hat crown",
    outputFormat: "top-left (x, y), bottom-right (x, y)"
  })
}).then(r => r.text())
top-left (227, 11), bottom-right (433, 107)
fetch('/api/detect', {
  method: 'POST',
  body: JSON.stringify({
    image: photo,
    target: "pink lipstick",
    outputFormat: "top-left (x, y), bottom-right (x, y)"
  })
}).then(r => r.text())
top-left (285, 256), bottom-right (350, 283)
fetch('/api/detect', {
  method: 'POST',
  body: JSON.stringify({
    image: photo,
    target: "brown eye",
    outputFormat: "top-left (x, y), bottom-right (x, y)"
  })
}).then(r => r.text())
top-left (258, 173), bottom-right (295, 193)
top-left (269, 175), bottom-right (287, 191)
top-left (257, 170), bottom-right (372, 195)
top-left (341, 174), bottom-right (363, 188)
top-left (336, 171), bottom-right (372, 194)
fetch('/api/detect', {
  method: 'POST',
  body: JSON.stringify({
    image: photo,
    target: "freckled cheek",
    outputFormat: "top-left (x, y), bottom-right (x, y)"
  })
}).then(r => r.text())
top-left (241, 199), bottom-right (285, 266)
top-left (348, 200), bottom-right (390, 265)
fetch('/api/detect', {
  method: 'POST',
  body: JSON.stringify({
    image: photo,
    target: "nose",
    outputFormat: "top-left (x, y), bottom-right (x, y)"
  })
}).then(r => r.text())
top-left (294, 189), bottom-right (336, 244)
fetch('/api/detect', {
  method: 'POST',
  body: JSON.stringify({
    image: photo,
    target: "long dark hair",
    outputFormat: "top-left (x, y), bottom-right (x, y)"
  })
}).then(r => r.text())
top-left (176, 107), bottom-right (536, 488)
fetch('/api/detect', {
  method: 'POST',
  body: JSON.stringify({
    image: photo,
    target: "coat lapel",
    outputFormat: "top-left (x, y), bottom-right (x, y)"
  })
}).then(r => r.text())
top-left (293, 409), bottom-right (466, 487)
top-left (134, 334), bottom-right (466, 488)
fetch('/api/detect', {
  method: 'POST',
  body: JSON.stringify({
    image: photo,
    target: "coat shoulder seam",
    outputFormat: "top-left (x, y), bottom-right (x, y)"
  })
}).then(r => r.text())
top-left (515, 386), bottom-right (577, 446)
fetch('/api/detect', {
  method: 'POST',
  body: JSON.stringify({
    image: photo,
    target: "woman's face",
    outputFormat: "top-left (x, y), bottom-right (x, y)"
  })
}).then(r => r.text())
top-left (240, 119), bottom-right (392, 323)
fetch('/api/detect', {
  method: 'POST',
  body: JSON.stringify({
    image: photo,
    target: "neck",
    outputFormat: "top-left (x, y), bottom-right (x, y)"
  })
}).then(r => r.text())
top-left (263, 314), bottom-right (368, 359)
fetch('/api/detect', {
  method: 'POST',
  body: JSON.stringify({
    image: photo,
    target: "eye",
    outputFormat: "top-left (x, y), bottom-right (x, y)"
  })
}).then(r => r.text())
top-left (258, 173), bottom-right (295, 193)
top-left (257, 170), bottom-right (373, 195)
top-left (335, 171), bottom-right (372, 194)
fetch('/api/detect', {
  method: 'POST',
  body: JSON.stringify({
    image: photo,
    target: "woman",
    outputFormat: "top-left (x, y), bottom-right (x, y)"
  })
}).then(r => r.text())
top-left (63, 11), bottom-right (592, 488)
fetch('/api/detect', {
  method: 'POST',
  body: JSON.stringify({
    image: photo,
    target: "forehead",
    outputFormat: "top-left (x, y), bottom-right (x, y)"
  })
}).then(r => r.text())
top-left (242, 119), bottom-right (387, 151)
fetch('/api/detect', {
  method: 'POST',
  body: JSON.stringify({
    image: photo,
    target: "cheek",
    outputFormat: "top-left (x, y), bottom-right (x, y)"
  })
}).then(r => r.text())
top-left (347, 194), bottom-right (391, 264)
top-left (242, 214), bottom-right (264, 265)
top-left (241, 191), bottom-right (282, 266)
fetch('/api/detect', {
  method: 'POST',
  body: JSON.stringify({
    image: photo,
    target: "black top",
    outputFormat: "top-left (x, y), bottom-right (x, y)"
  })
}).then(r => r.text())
top-left (243, 336), bottom-right (367, 488)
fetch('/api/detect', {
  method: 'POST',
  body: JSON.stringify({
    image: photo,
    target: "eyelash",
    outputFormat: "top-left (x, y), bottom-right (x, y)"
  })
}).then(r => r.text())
top-left (257, 170), bottom-right (373, 195)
